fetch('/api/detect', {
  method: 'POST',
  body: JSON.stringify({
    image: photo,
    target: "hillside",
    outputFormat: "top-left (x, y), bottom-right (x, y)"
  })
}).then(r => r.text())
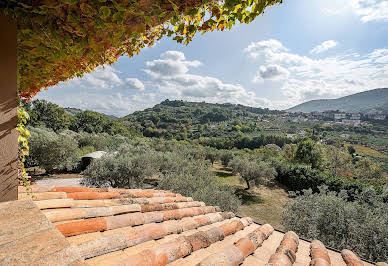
top-left (287, 88), bottom-right (388, 113)
top-left (120, 99), bottom-right (286, 140)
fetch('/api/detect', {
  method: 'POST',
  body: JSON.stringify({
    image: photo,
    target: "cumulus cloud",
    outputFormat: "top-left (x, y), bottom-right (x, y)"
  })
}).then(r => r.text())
top-left (244, 39), bottom-right (286, 58)
top-left (244, 39), bottom-right (388, 105)
top-left (310, 40), bottom-right (338, 54)
top-left (59, 65), bottom-right (146, 92)
top-left (145, 51), bottom-right (272, 108)
top-left (322, 0), bottom-right (388, 23)
top-left (145, 50), bottom-right (200, 79)
top-left (253, 65), bottom-right (290, 82)
top-left (124, 78), bottom-right (145, 91)
top-left (351, 0), bottom-right (388, 22)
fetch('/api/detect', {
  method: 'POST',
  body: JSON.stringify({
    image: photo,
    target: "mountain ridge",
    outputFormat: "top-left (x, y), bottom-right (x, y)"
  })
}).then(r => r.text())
top-left (287, 88), bottom-right (388, 113)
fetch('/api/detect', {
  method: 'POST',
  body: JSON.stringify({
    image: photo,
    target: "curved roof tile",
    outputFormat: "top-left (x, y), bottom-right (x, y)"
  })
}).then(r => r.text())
top-left (9, 185), bottom-right (380, 266)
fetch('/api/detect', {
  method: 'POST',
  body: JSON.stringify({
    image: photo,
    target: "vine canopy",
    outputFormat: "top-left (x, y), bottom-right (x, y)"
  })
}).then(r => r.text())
top-left (1, 0), bottom-right (281, 98)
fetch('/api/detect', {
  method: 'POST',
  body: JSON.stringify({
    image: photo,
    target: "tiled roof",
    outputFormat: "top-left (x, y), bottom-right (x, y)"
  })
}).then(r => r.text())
top-left (15, 185), bottom-right (382, 266)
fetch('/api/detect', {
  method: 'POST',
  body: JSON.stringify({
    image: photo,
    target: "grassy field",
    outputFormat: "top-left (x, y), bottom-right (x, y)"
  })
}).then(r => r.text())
top-left (344, 143), bottom-right (388, 158)
top-left (211, 163), bottom-right (290, 230)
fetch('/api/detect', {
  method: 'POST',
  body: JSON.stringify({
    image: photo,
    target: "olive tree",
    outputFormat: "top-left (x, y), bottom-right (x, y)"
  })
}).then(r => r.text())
top-left (282, 187), bottom-right (388, 262)
top-left (228, 156), bottom-right (276, 190)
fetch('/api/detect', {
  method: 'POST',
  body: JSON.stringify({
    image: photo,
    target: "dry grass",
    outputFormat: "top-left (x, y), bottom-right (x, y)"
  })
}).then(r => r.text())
top-left (211, 162), bottom-right (290, 230)
top-left (344, 143), bottom-right (388, 158)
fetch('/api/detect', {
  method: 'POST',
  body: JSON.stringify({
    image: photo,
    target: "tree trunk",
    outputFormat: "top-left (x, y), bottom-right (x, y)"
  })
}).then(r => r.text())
top-left (0, 15), bottom-right (18, 202)
top-left (245, 180), bottom-right (251, 190)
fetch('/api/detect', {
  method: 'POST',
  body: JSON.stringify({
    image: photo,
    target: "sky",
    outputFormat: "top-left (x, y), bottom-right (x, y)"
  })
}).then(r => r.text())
top-left (36, 0), bottom-right (388, 117)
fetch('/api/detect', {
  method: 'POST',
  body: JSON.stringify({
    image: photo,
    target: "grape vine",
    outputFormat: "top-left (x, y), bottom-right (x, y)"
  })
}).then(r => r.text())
top-left (1, 0), bottom-right (281, 98)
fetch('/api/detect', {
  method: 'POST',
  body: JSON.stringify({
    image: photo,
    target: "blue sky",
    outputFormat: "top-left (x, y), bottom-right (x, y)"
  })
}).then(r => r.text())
top-left (37, 0), bottom-right (388, 117)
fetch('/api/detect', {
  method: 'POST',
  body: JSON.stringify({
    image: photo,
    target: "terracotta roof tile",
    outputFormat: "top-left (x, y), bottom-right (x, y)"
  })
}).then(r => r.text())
top-left (11, 186), bottom-right (378, 266)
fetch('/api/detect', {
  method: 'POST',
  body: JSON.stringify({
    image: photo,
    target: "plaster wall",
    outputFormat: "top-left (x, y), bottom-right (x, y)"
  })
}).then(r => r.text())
top-left (0, 14), bottom-right (18, 202)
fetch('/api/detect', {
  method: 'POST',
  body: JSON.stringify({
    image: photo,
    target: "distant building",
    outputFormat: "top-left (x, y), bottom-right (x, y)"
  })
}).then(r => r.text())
top-left (371, 114), bottom-right (386, 120)
top-left (350, 113), bottom-right (361, 120)
top-left (342, 119), bottom-right (361, 126)
top-left (333, 113), bottom-right (346, 120)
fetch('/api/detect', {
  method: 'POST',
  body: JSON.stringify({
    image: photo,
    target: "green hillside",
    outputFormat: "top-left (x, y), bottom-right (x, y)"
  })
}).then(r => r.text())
top-left (287, 88), bottom-right (388, 113)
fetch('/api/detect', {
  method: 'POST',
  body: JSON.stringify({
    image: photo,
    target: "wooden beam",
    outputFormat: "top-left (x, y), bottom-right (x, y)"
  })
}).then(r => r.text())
top-left (0, 14), bottom-right (18, 202)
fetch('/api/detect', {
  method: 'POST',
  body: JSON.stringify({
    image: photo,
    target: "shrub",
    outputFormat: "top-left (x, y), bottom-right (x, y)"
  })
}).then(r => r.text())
top-left (282, 187), bottom-right (388, 261)
top-left (158, 161), bottom-right (240, 212)
top-left (274, 161), bottom-right (379, 199)
top-left (28, 127), bottom-right (79, 173)
top-left (81, 152), bottom-right (160, 188)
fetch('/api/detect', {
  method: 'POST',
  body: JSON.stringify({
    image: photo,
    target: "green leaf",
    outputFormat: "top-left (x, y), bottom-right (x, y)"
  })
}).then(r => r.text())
top-left (100, 6), bottom-right (111, 19)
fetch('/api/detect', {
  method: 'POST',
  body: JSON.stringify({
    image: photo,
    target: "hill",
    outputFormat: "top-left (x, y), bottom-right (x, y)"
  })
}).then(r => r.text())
top-left (287, 88), bottom-right (388, 113)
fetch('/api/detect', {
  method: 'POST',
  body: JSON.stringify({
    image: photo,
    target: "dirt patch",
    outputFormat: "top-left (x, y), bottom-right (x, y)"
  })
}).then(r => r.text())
top-left (211, 162), bottom-right (290, 231)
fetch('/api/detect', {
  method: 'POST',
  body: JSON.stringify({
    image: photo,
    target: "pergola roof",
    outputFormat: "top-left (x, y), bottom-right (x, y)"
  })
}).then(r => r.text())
top-left (1, 0), bottom-right (282, 98)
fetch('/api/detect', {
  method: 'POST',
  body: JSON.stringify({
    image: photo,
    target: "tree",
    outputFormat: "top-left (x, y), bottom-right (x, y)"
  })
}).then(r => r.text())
top-left (353, 158), bottom-right (383, 182)
top-left (229, 157), bottom-right (276, 190)
top-left (347, 145), bottom-right (356, 156)
top-left (29, 128), bottom-right (79, 174)
top-left (218, 150), bottom-right (234, 167)
top-left (283, 144), bottom-right (297, 161)
top-left (282, 187), bottom-right (387, 262)
top-left (205, 148), bottom-right (218, 165)
top-left (295, 139), bottom-right (325, 169)
top-left (324, 145), bottom-right (353, 177)
top-left (24, 100), bottom-right (73, 132)
top-left (71, 110), bottom-right (129, 136)
top-left (82, 152), bottom-right (160, 189)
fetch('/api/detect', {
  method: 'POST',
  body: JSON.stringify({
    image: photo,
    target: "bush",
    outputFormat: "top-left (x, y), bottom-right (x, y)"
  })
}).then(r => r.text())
top-left (28, 128), bottom-right (79, 173)
top-left (158, 160), bottom-right (240, 212)
top-left (282, 187), bottom-right (388, 261)
top-left (274, 161), bottom-right (379, 200)
top-left (81, 152), bottom-right (160, 188)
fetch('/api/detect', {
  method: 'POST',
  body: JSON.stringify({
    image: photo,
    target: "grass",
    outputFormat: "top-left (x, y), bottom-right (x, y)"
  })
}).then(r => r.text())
top-left (211, 162), bottom-right (290, 230)
top-left (344, 143), bottom-right (388, 158)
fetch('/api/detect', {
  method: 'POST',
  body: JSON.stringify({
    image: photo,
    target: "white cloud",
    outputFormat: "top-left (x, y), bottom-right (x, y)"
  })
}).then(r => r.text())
top-left (351, 0), bottom-right (388, 22)
top-left (310, 40), bottom-right (338, 54)
top-left (253, 65), bottom-right (290, 82)
top-left (244, 39), bottom-right (388, 105)
top-left (244, 39), bottom-right (286, 58)
top-left (59, 65), bottom-right (146, 92)
top-left (322, 0), bottom-right (388, 23)
top-left (145, 51), bottom-right (273, 108)
top-left (124, 78), bottom-right (145, 91)
top-left (145, 50), bottom-right (201, 79)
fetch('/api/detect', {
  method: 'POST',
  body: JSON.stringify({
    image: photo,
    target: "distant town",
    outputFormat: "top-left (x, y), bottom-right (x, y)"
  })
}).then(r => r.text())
top-left (285, 110), bottom-right (387, 127)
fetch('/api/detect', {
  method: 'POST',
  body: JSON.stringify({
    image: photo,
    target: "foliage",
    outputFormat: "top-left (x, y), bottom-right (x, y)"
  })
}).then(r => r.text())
top-left (218, 149), bottom-right (235, 166)
top-left (229, 156), bottom-right (276, 189)
top-left (353, 158), bottom-right (384, 183)
top-left (282, 187), bottom-right (388, 261)
top-left (294, 139), bottom-right (325, 169)
top-left (273, 160), bottom-right (384, 200)
top-left (82, 152), bottom-right (160, 188)
top-left (324, 145), bottom-right (353, 177)
top-left (1, 0), bottom-right (281, 97)
top-left (22, 100), bottom-right (73, 132)
top-left (158, 160), bottom-right (240, 212)
top-left (205, 147), bottom-right (218, 165)
top-left (76, 132), bottom-right (129, 151)
top-left (70, 110), bottom-right (129, 136)
top-left (16, 105), bottom-right (32, 193)
top-left (28, 128), bottom-right (79, 173)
